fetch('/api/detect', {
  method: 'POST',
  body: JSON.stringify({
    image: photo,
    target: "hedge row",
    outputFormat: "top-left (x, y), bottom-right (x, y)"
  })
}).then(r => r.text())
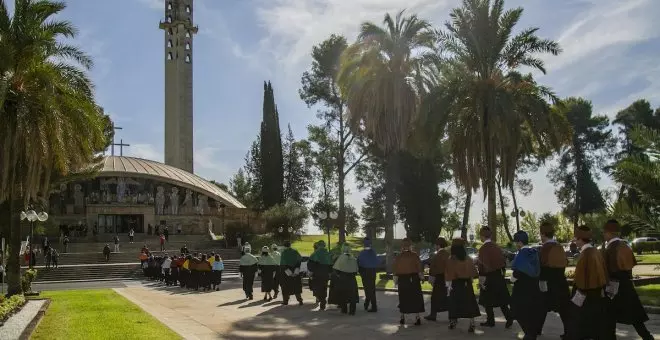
top-left (0, 294), bottom-right (27, 324)
top-left (632, 241), bottom-right (660, 254)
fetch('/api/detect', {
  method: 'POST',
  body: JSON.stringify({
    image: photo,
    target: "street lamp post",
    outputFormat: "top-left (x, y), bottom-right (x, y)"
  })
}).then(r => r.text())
top-left (510, 208), bottom-right (526, 232)
top-left (317, 211), bottom-right (338, 247)
top-left (20, 208), bottom-right (48, 269)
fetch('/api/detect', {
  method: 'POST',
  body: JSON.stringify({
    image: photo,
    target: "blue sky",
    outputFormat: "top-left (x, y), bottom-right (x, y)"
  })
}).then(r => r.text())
top-left (25, 0), bottom-right (660, 233)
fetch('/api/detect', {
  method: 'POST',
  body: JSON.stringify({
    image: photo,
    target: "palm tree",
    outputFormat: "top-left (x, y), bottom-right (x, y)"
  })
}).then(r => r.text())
top-left (431, 0), bottom-right (562, 242)
top-left (0, 0), bottom-right (108, 295)
top-left (337, 10), bottom-right (437, 270)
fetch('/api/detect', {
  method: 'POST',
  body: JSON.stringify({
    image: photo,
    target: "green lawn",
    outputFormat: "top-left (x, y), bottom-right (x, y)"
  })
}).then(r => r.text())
top-left (249, 233), bottom-right (430, 256)
top-left (32, 290), bottom-right (181, 340)
top-left (637, 284), bottom-right (660, 307)
top-left (636, 254), bottom-right (660, 264)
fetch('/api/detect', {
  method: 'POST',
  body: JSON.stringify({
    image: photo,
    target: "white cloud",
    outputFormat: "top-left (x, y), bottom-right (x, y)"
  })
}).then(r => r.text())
top-left (545, 0), bottom-right (659, 72)
top-left (194, 147), bottom-right (234, 182)
top-left (254, 0), bottom-right (452, 71)
top-left (126, 143), bottom-right (163, 162)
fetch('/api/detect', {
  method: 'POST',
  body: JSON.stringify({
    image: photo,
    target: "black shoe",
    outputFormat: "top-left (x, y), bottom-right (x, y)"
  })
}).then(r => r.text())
top-left (364, 302), bottom-right (369, 311)
top-left (414, 318), bottom-right (421, 326)
top-left (423, 315), bottom-right (436, 321)
top-left (480, 321), bottom-right (495, 327)
top-left (505, 319), bottom-right (513, 329)
top-left (449, 322), bottom-right (456, 330)
top-left (282, 301), bottom-right (289, 306)
top-left (341, 308), bottom-right (348, 314)
top-left (468, 324), bottom-right (475, 333)
top-left (298, 300), bottom-right (303, 306)
top-left (320, 302), bottom-right (326, 310)
top-left (399, 317), bottom-right (405, 325)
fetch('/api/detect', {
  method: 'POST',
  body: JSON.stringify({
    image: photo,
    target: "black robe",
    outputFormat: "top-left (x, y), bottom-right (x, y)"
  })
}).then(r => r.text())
top-left (540, 266), bottom-right (570, 312)
top-left (328, 270), bottom-right (359, 305)
top-left (280, 264), bottom-right (303, 297)
top-left (239, 264), bottom-right (258, 295)
top-left (307, 259), bottom-right (331, 300)
top-left (448, 278), bottom-right (481, 319)
top-left (511, 270), bottom-right (545, 338)
top-left (259, 264), bottom-right (278, 293)
top-left (605, 241), bottom-right (649, 325)
top-left (479, 269), bottom-right (510, 307)
top-left (396, 273), bottom-right (425, 314)
top-left (430, 273), bottom-right (449, 313)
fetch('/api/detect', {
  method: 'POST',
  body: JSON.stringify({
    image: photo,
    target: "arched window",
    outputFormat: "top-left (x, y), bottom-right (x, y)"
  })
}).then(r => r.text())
top-left (167, 52), bottom-right (173, 60)
top-left (185, 31), bottom-right (191, 38)
top-left (186, 5), bottom-right (191, 13)
top-left (185, 54), bottom-right (190, 63)
top-left (167, 40), bottom-right (172, 48)
top-left (167, 2), bottom-right (172, 10)
top-left (167, 16), bottom-right (172, 23)
top-left (185, 42), bottom-right (190, 50)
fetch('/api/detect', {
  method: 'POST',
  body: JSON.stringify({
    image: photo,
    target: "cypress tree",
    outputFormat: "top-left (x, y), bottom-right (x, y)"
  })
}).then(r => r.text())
top-left (259, 81), bottom-right (284, 209)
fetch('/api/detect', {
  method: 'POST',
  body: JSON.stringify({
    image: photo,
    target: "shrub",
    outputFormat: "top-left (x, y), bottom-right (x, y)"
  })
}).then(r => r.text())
top-left (0, 294), bottom-right (26, 324)
top-left (632, 241), bottom-right (660, 255)
top-left (223, 221), bottom-right (251, 247)
top-left (21, 269), bottom-right (38, 293)
top-left (263, 200), bottom-right (308, 241)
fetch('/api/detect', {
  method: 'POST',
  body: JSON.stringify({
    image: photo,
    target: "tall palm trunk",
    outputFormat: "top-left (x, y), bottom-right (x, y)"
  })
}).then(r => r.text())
top-left (485, 108), bottom-right (498, 243)
top-left (496, 178), bottom-right (513, 242)
top-left (384, 152), bottom-right (398, 273)
top-left (461, 190), bottom-right (471, 239)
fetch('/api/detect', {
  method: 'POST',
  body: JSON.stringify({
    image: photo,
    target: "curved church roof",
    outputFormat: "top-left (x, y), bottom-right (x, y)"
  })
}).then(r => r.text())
top-left (99, 156), bottom-right (245, 208)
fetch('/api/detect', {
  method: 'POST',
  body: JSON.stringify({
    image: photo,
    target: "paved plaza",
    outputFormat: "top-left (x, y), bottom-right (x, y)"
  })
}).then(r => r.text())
top-left (115, 281), bottom-right (660, 340)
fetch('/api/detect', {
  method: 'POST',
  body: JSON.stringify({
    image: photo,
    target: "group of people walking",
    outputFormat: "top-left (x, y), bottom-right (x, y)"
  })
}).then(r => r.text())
top-left (140, 245), bottom-right (225, 291)
top-left (419, 220), bottom-right (654, 340)
top-left (237, 219), bottom-right (654, 340)
top-left (238, 239), bottom-right (382, 314)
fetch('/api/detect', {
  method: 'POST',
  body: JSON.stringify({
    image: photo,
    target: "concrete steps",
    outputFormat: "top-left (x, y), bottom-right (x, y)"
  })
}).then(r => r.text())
top-left (25, 259), bottom-right (241, 283)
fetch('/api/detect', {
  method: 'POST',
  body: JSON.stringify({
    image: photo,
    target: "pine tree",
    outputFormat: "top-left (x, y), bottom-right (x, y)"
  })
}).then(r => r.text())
top-left (283, 125), bottom-right (311, 204)
top-left (259, 81), bottom-right (284, 209)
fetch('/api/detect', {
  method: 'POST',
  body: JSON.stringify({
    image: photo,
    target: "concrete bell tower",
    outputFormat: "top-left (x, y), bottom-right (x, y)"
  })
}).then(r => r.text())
top-left (159, 0), bottom-right (198, 173)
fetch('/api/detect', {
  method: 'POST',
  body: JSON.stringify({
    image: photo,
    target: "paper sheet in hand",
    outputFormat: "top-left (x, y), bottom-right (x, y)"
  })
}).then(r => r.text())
top-left (571, 290), bottom-right (586, 307)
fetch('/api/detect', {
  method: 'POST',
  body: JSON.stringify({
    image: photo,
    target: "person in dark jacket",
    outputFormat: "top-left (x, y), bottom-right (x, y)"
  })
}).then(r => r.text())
top-left (357, 238), bottom-right (380, 312)
top-left (258, 246), bottom-right (278, 301)
top-left (510, 231), bottom-right (545, 340)
top-left (279, 241), bottom-right (304, 305)
top-left (602, 220), bottom-right (653, 340)
top-left (103, 244), bottom-right (111, 262)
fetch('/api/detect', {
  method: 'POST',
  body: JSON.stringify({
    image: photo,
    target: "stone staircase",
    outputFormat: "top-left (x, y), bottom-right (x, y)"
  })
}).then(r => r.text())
top-left (24, 235), bottom-right (241, 283)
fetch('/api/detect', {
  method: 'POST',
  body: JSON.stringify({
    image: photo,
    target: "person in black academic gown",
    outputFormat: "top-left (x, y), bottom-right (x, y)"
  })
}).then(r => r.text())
top-left (328, 244), bottom-right (360, 315)
top-left (393, 238), bottom-right (424, 325)
top-left (510, 231), bottom-right (545, 340)
top-left (602, 220), bottom-right (654, 340)
top-left (424, 237), bottom-right (450, 321)
top-left (308, 240), bottom-right (333, 310)
top-left (445, 238), bottom-right (481, 333)
top-left (239, 243), bottom-right (259, 300)
top-left (477, 226), bottom-right (513, 328)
